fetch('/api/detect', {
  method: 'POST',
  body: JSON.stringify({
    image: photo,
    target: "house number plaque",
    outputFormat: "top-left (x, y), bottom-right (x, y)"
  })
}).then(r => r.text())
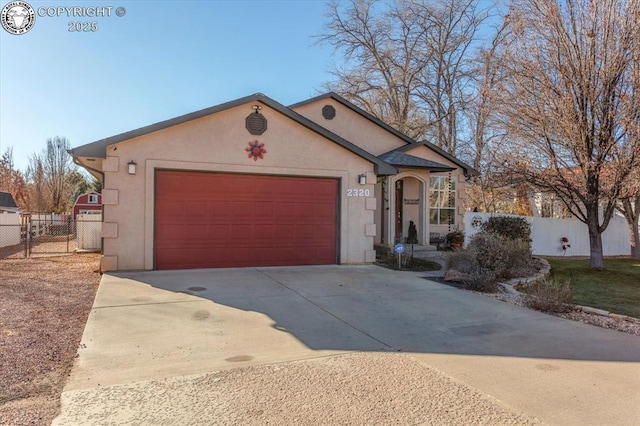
top-left (347, 189), bottom-right (371, 197)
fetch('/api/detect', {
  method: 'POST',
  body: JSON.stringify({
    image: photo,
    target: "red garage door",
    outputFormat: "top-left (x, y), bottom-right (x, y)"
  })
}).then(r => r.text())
top-left (155, 171), bottom-right (339, 270)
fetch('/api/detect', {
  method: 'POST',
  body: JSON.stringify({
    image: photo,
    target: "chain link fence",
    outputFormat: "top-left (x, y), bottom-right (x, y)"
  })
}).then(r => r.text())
top-left (0, 213), bottom-right (102, 259)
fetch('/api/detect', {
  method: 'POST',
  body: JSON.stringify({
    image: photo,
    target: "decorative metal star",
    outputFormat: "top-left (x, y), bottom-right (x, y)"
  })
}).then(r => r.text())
top-left (246, 140), bottom-right (266, 161)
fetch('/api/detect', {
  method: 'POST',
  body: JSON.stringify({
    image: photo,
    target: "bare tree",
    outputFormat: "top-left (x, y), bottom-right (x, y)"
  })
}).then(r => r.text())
top-left (43, 136), bottom-right (75, 213)
top-left (25, 137), bottom-right (76, 213)
top-left (26, 153), bottom-right (49, 212)
top-left (319, 0), bottom-right (432, 139)
top-left (463, 18), bottom-right (513, 212)
top-left (414, 0), bottom-right (489, 154)
top-left (319, 0), bottom-right (490, 153)
top-left (496, 0), bottom-right (640, 269)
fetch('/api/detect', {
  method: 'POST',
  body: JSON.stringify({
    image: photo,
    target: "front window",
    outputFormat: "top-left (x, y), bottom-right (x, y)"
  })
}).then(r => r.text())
top-left (88, 194), bottom-right (99, 204)
top-left (429, 177), bottom-right (456, 225)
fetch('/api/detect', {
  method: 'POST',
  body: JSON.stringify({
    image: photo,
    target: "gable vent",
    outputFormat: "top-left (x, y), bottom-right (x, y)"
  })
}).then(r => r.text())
top-left (246, 112), bottom-right (267, 135)
top-left (322, 105), bottom-right (336, 120)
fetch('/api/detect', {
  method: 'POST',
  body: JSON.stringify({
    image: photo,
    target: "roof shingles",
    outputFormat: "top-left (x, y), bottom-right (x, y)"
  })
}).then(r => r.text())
top-left (0, 191), bottom-right (18, 209)
top-left (378, 152), bottom-right (455, 172)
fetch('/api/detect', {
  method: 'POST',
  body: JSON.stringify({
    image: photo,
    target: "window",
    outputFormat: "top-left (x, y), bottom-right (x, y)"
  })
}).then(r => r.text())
top-left (429, 177), bottom-right (456, 225)
top-left (88, 194), bottom-right (99, 204)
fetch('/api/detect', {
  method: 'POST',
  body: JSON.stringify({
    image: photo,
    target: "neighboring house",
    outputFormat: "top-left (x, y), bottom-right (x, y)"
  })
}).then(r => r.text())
top-left (0, 191), bottom-right (19, 213)
top-left (69, 92), bottom-right (477, 272)
top-left (73, 192), bottom-right (102, 218)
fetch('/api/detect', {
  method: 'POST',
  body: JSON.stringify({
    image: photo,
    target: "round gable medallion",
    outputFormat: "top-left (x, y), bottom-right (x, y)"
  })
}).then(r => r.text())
top-left (322, 104), bottom-right (336, 120)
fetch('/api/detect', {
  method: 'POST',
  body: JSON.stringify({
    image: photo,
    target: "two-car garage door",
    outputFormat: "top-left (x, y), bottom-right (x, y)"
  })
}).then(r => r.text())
top-left (155, 170), bottom-right (338, 270)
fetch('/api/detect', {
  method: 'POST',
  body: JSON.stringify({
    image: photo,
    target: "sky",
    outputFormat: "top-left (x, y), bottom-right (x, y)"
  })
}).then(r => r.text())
top-left (0, 0), bottom-right (338, 171)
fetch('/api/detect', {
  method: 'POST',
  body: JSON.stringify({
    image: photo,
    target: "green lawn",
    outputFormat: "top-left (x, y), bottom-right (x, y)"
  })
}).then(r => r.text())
top-left (545, 257), bottom-right (640, 318)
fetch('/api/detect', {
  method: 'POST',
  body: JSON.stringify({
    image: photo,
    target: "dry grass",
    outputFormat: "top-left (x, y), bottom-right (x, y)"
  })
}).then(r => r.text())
top-left (0, 254), bottom-right (100, 426)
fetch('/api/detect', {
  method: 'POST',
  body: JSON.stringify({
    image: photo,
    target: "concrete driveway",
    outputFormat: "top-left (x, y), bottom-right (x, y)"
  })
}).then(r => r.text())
top-left (55, 265), bottom-right (640, 425)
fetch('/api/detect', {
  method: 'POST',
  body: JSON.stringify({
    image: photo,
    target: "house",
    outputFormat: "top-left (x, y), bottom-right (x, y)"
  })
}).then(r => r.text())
top-left (69, 92), bottom-right (477, 272)
top-left (73, 191), bottom-right (102, 218)
top-left (0, 191), bottom-right (19, 213)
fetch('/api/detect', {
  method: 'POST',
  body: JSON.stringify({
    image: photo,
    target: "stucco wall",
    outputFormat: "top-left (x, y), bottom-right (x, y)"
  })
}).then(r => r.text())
top-left (100, 102), bottom-right (377, 271)
top-left (293, 99), bottom-right (406, 156)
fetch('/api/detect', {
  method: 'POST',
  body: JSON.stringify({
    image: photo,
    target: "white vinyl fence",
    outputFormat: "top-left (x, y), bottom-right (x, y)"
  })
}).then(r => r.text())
top-left (77, 213), bottom-right (102, 250)
top-left (0, 213), bottom-right (21, 248)
top-left (464, 212), bottom-right (632, 256)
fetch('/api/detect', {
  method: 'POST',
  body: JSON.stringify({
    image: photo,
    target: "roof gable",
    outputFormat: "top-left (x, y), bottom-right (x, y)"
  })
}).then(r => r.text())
top-left (290, 92), bottom-right (414, 147)
top-left (293, 93), bottom-right (478, 177)
top-left (69, 94), bottom-right (397, 176)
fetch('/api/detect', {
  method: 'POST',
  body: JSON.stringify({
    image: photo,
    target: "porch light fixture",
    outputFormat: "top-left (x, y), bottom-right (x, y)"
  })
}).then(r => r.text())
top-left (128, 161), bottom-right (137, 175)
top-left (358, 173), bottom-right (367, 185)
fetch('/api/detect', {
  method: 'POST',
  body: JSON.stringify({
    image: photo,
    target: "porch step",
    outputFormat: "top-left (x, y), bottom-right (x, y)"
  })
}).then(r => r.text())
top-left (374, 244), bottom-right (444, 261)
top-left (409, 244), bottom-right (438, 252)
top-left (411, 249), bottom-right (445, 260)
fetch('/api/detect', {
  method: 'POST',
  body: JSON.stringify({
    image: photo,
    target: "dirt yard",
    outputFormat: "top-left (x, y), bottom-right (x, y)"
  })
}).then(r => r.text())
top-left (0, 254), bottom-right (101, 426)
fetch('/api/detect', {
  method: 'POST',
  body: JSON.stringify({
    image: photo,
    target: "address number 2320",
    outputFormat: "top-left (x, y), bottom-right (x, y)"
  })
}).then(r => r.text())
top-left (347, 188), bottom-right (371, 197)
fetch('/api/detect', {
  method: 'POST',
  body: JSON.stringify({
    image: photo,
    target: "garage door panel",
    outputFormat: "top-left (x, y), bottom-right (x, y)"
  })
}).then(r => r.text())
top-left (159, 202), bottom-right (185, 219)
top-left (228, 224), bottom-right (253, 240)
top-left (316, 202), bottom-right (337, 218)
top-left (155, 171), bottom-right (338, 269)
top-left (254, 226), bottom-right (275, 240)
top-left (273, 203), bottom-right (297, 218)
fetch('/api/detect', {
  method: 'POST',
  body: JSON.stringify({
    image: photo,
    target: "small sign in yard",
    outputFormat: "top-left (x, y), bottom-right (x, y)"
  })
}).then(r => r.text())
top-left (394, 243), bottom-right (405, 269)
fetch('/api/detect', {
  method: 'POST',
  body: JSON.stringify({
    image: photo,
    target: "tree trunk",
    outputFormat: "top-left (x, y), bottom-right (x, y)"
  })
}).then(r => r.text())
top-left (587, 212), bottom-right (605, 269)
top-left (621, 197), bottom-right (640, 260)
top-left (629, 221), bottom-right (640, 260)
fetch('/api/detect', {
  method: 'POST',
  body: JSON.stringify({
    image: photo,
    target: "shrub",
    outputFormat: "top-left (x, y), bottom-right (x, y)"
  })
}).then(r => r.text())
top-left (524, 279), bottom-right (574, 313)
top-left (445, 250), bottom-right (476, 272)
top-left (481, 216), bottom-right (531, 243)
top-left (445, 233), bottom-right (537, 294)
top-left (462, 267), bottom-right (498, 293)
top-left (466, 233), bottom-right (535, 281)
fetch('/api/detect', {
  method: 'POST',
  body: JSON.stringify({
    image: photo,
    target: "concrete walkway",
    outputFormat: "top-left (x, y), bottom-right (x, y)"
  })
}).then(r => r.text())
top-left (55, 265), bottom-right (640, 425)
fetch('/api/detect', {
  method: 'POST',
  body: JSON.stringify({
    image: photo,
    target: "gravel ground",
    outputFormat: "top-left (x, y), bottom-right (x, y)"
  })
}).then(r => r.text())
top-left (55, 352), bottom-right (543, 425)
top-left (0, 254), bottom-right (101, 426)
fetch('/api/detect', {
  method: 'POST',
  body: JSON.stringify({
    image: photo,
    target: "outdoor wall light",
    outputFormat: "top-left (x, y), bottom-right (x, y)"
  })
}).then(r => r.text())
top-left (358, 173), bottom-right (367, 185)
top-left (128, 161), bottom-right (137, 175)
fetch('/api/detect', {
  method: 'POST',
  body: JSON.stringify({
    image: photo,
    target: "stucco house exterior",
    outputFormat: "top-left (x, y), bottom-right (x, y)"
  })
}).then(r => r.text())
top-left (72, 191), bottom-right (102, 218)
top-left (69, 92), bottom-right (476, 272)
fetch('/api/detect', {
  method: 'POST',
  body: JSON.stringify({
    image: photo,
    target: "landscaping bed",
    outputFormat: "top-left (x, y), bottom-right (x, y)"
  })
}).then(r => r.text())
top-left (0, 254), bottom-right (101, 426)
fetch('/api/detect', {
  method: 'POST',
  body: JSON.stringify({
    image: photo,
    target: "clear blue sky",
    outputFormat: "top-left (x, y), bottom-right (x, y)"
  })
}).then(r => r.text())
top-left (1, 0), bottom-right (337, 171)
